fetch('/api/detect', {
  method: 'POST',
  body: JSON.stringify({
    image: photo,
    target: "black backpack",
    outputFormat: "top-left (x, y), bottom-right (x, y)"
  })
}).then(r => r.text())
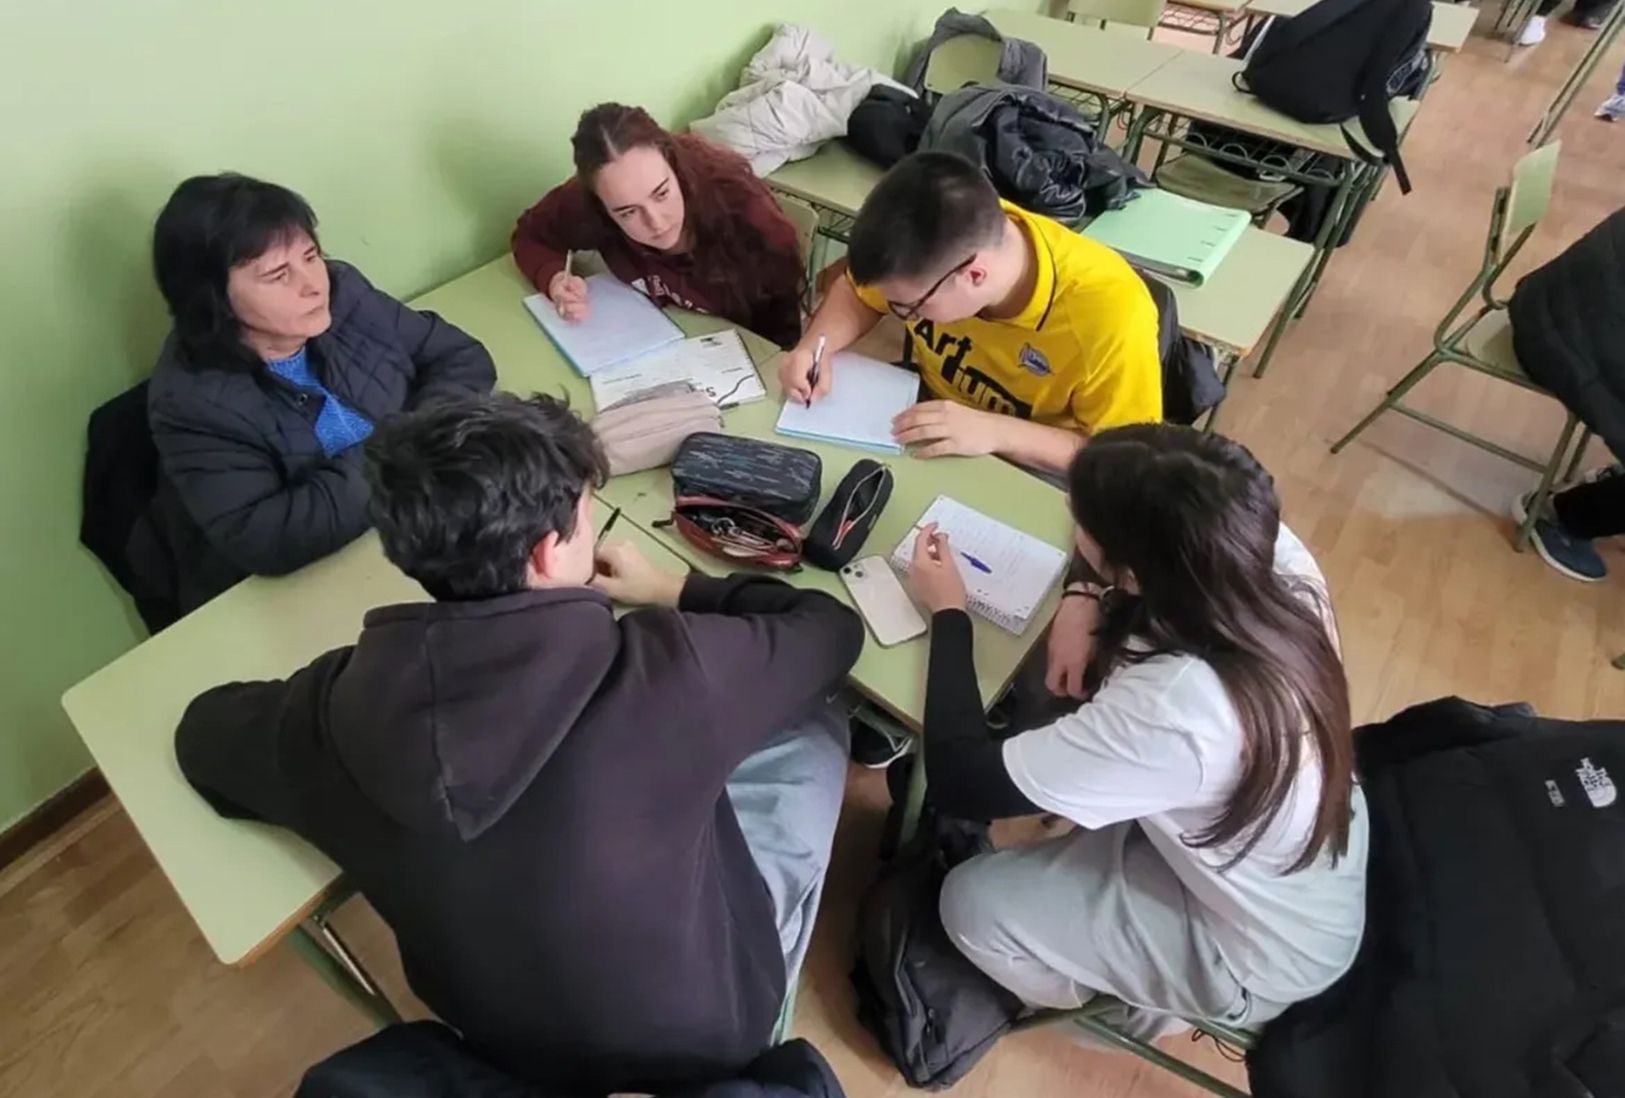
top-left (850, 806), bottom-right (1023, 1090)
top-left (1235, 0), bottom-right (1431, 193)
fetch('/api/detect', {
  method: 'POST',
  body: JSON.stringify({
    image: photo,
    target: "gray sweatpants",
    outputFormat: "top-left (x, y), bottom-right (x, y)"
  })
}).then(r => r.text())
top-left (939, 821), bottom-right (1287, 1042)
top-left (726, 701), bottom-right (850, 989)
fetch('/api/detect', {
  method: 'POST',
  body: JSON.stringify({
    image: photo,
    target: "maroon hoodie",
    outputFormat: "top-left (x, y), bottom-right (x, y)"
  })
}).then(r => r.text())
top-left (511, 170), bottom-right (803, 350)
top-left (175, 574), bottom-right (862, 1092)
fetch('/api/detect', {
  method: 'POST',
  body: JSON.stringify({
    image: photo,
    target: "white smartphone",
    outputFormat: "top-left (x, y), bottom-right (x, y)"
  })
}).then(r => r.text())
top-left (840, 556), bottom-right (928, 647)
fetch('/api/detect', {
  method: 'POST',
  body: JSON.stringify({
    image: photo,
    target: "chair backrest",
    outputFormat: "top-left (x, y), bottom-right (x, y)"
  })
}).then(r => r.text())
top-left (1466, 142), bottom-right (1559, 316)
top-left (1502, 141), bottom-right (1560, 249)
top-left (1067, 0), bottom-right (1168, 32)
top-left (774, 193), bottom-right (820, 268)
top-left (774, 192), bottom-right (821, 309)
top-left (922, 34), bottom-right (1002, 95)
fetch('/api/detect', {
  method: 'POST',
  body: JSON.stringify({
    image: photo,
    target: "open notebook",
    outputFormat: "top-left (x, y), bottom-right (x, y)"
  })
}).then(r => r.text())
top-left (522, 274), bottom-right (683, 376)
top-left (589, 329), bottom-right (765, 410)
top-left (889, 496), bottom-right (1067, 636)
top-left (775, 353), bottom-right (918, 455)
top-left (1081, 188), bottom-right (1249, 287)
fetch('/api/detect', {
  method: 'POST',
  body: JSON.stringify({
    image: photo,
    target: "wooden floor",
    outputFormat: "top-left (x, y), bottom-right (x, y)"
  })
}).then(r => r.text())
top-left (5, 20), bottom-right (1624, 1098)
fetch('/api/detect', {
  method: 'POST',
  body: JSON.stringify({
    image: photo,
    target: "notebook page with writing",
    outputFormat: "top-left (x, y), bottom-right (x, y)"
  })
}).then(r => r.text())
top-left (889, 496), bottom-right (1067, 635)
top-left (775, 353), bottom-right (917, 455)
top-left (589, 330), bottom-right (765, 410)
top-left (522, 274), bottom-right (683, 376)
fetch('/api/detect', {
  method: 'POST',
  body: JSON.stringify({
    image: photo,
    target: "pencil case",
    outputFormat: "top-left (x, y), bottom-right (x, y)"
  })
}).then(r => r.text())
top-left (804, 461), bottom-right (893, 571)
top-left (659, 496), bottom-right (804, 572)
top-left (670, 433), bottom-right (823, 524)
top-left (592, 388), bottom-right (721, 476)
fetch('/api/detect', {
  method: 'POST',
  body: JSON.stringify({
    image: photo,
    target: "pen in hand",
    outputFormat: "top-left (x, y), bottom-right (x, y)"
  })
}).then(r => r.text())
top-left (958, 550), bottom-right (992, 575)
top-left (595, 506), bottom-right (622, 549)
top-left (805, 334), bottom-right (826, 409)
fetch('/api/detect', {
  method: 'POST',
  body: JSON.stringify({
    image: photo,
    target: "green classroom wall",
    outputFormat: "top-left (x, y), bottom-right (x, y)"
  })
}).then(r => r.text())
top-left (0, 1), bottom-right (1049, 831)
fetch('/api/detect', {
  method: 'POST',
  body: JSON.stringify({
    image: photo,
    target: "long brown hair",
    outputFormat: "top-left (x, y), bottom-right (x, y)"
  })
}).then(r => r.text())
top-left (1067, 425), bottom-right (1354, 873)
top-left (570, 103), bottom-right (804, 322)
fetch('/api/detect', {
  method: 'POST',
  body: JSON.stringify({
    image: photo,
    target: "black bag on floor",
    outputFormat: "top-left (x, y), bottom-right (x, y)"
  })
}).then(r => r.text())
top-left (1235, 0), bottom-right (1431, 192)
top-left (850, 805), bottom-right (1023, 1090)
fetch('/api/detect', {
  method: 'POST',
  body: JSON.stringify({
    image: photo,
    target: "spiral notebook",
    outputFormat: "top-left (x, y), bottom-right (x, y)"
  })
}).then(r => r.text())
top-left (522, 274), bottom-right (683, 376)
top-left (889, 496), bottom-right (1067, 636)
top-left (775, 353), bottom-right (918, 455)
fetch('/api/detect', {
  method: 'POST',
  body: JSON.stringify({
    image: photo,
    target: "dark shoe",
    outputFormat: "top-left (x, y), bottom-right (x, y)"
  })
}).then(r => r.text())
top-left (1515, 492), bottom-right (1608, 582)
top-left (1564, 8), bottom-right (1607, 27)
top-left (850, 717), bottom-right (914, 769)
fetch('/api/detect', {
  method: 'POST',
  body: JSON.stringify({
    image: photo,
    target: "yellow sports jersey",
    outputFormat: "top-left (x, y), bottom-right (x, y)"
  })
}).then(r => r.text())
top-left (852, 200), bottom-right (1162, 434)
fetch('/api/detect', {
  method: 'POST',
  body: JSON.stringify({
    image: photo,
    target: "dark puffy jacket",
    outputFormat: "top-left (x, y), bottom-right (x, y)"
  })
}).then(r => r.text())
top-left (295, 1024), bottom-right (847, 1098)
top-left (146, 261), bottom-right (495, 615)
top-left (1511, 207), bottom-right (1625, 459)
top-left (921, 85), bottom-right (1147, 222)
top-left (1248, 697), bottom-right (1625, 1098)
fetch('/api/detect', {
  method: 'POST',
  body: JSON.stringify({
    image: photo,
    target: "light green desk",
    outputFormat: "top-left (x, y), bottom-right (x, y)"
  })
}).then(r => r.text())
top-left (1155, 0), bottom-right (1254, 55)
top-left (1124, 49), bottom-right (1421, 159)
top-left (1244, 0), bottom-right (1478, 50)
top-left (1160, 226), bottom-right (1314, 356)
top-left (763, 142), bottom-right (884, 244)
top-left (1121, 49), bottom-right (1420, 375)
top-left (985, 9), bottom-right (1193, 114)
top-left (60, 513), bottom-right (680, 1022)
top-left (413, 259), bottom-right (1075, 732)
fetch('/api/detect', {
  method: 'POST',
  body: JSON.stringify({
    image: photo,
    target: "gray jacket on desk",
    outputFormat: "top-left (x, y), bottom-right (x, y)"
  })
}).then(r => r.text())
top-left (903, 8), bottom-right (1048, 93)
top-left (923, 84), bottom-right (1147, 221)
top-left (146, 260), bottom-right (495, 616)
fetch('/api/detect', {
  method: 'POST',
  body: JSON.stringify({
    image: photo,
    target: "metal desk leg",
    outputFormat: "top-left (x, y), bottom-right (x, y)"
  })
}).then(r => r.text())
top-left (1200, 349), bottom-right (1239, 433)
top-left (290, 897), bottom-right (403, 1028)
top-left (1528, 4), bottom-right (1625, 145)
top-left (1251, 164), bottom-right (1360, 378)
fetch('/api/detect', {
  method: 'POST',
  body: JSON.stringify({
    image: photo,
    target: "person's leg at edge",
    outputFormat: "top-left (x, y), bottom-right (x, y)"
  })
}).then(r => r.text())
top-left (939, 822), bottom-right (1285, 1045)
top-left (726, 700), bottom-right (851, 988)
top-left (1598, 61), bottom-right (1625, 119)
top-left (1551, 467), bottom-right (1625, 540)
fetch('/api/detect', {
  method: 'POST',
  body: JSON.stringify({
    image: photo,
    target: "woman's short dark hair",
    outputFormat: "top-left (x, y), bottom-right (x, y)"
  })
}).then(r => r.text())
top-left (1067, 425), bottom-right (1355, 873)
top-left (848, 151), bottom-right (1006, 285)
top-left (363, 392), bottom-right (609, 602)
top-left (152, 173), bottom-right (320, 369)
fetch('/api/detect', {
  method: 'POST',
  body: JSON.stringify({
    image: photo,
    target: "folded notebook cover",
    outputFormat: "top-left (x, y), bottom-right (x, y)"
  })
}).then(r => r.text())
top-left (1081, 189), bottom-right (1249, 287)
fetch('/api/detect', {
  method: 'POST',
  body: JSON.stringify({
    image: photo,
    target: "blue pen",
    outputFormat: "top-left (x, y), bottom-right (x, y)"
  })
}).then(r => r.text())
top-left (958, 550), bottom-right (992, 575)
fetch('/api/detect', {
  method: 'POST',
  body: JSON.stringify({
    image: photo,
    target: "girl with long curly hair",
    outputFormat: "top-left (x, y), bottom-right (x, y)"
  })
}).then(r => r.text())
top-left (512, 103), bottom-right (806, 349)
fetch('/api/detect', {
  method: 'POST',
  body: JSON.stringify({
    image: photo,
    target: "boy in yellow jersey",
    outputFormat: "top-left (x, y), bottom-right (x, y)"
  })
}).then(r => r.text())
top-left (780, 151), bottom-right (1162, 474)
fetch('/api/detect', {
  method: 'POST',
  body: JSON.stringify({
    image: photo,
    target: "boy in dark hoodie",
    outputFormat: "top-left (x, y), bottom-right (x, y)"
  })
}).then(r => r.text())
top-left (174, 392), bottom-right (862, 1093)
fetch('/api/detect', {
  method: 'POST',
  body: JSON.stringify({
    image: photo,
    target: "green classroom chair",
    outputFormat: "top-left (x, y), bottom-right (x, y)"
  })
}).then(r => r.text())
top-left (922, 33), bottom-right (1002, 95)
top-left (1066, 0), bottom-right (1169, 37)
top-left (774, 191), bottom-right (823, 311)
top-left (1331, 142), bottom-right (1594, 551)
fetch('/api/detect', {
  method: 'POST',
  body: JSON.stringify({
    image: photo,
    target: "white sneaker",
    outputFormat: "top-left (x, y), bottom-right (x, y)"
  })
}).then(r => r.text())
top-left (1597, 93), bottom-right (1625, 121)
top-left (1519, 14), bottom-right (1548, 44)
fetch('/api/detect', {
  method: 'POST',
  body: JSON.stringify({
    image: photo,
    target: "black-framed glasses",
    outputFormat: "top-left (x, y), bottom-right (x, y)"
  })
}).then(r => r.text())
top-left (886, 254), bottom-right (977, 321)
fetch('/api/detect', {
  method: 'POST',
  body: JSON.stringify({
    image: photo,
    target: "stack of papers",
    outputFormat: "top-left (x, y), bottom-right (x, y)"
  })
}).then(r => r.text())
top-left (523, 275), bottom-right (766, 409)
top-left (589, 330), bottom-right (765, 410)
top-left (889, 496), bottom-right (1067, 635)
top-left (775, 353), bottom-right (918, 455)
top-left (523, 274), bottom-right (683, 376)
top-left (1081, 188), bottom-right (1249, 286)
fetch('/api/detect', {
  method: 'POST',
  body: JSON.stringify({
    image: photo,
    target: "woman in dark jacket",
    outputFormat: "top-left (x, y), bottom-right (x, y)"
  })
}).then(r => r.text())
top-left (147, 173), bottom-right (496, 615)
